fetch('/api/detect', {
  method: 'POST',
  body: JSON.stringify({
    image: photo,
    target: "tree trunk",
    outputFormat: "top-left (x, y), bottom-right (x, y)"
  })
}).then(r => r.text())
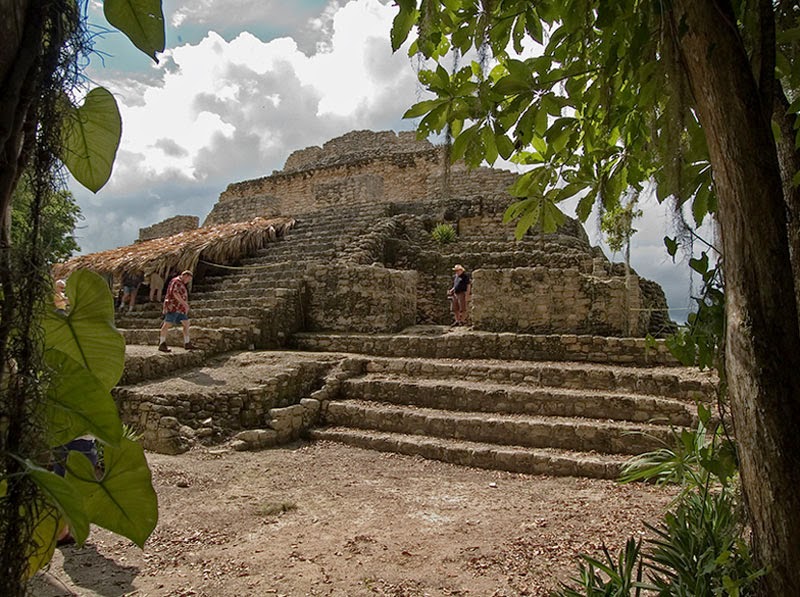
top-left (772, 87), bottom-right (800, 315)
top-left (672, 2), bottom-right (800, 594)
top-left (1, 3), bottom-right (51, 595)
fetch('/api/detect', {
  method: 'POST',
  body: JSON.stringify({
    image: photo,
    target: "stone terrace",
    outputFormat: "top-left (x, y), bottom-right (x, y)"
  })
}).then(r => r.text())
top-left (108, 130), bottom-right (709, 479)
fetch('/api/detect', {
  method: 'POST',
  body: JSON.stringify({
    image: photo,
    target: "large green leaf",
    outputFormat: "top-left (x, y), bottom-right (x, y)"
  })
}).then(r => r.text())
top-left (60, 87), bottom-right (122, 193)
top-left (43, 269), bottom-right (125, 391)
top-left (403, 98), bottom-right (446, 119)
top-left (28, 465), bottom-right (90, 546)
top-left (104, 0), bottom-right (166, 61)
top-left (44, 349), bottom-right (124, 448)
top-left (24, 503), bottom-right (59, 579)
top-left (541, 195), bottom-right (567, 233)
top-left (391, 1), bottom-right (418, 51)
top-left (67, 439), bottom-right (158, 548)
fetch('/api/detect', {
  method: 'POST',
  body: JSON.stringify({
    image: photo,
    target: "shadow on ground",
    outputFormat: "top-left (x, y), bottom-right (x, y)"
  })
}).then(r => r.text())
top-left (32, 543), bottom-right (138, 597)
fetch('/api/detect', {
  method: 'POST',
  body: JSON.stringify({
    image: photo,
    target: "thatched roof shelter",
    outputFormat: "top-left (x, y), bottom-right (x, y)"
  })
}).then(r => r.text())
top-left (54, 217), bottom-right (295, 279)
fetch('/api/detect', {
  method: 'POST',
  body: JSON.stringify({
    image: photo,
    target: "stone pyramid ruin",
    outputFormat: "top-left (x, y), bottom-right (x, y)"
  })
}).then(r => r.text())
top-left (104, 129), bottom-right (714, 478)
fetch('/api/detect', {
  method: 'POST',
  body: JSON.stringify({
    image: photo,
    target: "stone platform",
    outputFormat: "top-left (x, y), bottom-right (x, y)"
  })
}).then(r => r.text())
top-left (117, 326), bottom-right (715, 479)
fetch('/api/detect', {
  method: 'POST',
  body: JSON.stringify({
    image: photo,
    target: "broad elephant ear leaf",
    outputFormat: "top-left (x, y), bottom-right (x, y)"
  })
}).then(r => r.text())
top-left (43, 269), bottom-right (125, 391)
top-left (104, 0), bottom-right (165, 61)
top-left (66, 438), bottom-right (158, 548)
top-left (23, 503), bottom-right (59, 579)
top-left (60, 87), bottom-right (122, 193)
top-left (44, 349), bottom-right (124, 448)
top-left (27, 464), bottom-right (91, 549)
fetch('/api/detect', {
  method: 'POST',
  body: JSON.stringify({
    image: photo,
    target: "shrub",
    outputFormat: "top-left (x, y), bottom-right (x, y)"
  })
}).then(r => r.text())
top-left (431, 222), bottom-right (456, 244)
top-left (556, 404), bottom-right (761, 596)
top-left (646, 491), bottom-right (763, 596)
top-left (553, 537), bottom-right (652, 596)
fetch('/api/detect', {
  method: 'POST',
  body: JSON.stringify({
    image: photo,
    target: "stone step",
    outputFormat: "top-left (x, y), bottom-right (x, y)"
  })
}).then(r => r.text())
top-left (195, 284), bottom-right (298, 307)
top-left (340, 374), bottom-right (697, 426)
top-left (307, 427), bottom-right (627, 479)
top-left (191, 285), bottom-right (299, 302)
top-left (423, 250), bottom-right (594, 271)
top-left (191, 276), bottom-right (302, 298)
top-left (121, 326), bottom-right (253, 353)
top-left (193, 264), bottom-right (298, 288)
top-left (291, 210), bottom-right (389, 227)
top-left (186, 305), bottom-right (269, 319)
top-left (249, 246), bottom-right (339, 262)
top-left (322, 399), bottom-right (671, 456)
top-left (292, 327), bottom-right (679, 366)
top-left (252, 242), bottom-right (339, 258)
top-left (353, 357), bottom-right (713, 402)
top-left (113, 306), bottom-right (165, 318)
top-left (122, 344), bottom-right (210, 385)
top-left (119, 314), bottom-right (258, 330)
top-left (435, 246), bottom-right (593, 262)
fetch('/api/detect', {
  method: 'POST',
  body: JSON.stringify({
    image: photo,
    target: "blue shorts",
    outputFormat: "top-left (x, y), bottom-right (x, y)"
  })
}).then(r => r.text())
top-left (164, 312), bottom-right (189, 324)
top-left (53, 438), bottom-right (98, 477)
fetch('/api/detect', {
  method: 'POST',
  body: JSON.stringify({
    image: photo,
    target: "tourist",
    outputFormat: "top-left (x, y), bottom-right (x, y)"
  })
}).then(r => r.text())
top-left (120, 270), bottom-right (143, 313)
top-left (158, 270), bottom-right (196, 352)
top-left (447, 264), bottom-right (471, 326)
top-left (147, 268), bottom-right (164, 303)
top-left (52, 435), bottom-right (98, 545)
top-left (53, 278), bottom-right (69, 314)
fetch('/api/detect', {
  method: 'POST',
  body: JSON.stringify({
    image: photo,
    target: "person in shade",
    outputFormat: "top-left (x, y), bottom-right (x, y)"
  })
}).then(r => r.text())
top-left (120, 270), bottom-right (143, 313)
top-left (147, 268), bottom-right (164, 304)
top-left (53, 278), bottom-right (69, 314)
top-left (158, 270), bottom-right (196, 352)
top-left (447, 264), bottom-right (471, 326)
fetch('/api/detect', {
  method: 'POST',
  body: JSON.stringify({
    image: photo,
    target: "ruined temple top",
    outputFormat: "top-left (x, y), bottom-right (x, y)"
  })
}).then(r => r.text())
top-left (279, 130), bottom-right (438, 175)
top-left (205, 128), bottom-right (517, 225)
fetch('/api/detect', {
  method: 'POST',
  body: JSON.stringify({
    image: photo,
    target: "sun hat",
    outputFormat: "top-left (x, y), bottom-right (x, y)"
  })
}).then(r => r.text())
top-left (452, 264), bottom-right (464, 271)
top-left (180, 270), bottom-right (193, 277)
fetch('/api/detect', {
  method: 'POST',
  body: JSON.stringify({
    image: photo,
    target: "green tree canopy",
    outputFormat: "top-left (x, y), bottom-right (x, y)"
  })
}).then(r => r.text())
top-left (11, 174), bottom-right (81, 265)
top-left (392, 2), bottom-right (800, 595)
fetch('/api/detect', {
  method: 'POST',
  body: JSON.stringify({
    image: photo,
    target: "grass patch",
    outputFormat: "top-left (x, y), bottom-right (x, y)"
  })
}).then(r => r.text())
top-left (257, 501), bottom-right (297, 517)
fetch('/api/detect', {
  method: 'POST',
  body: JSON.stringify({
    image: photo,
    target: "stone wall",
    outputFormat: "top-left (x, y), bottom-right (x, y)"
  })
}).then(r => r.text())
top-left (313, 173), bottom-right (384, 208)
top-left (639, 278), bottom-right (679, 337)
top-left (114, 359), bottom-right (335, 454)
top-left (216, 131), bottom-right (443, 218)
top-left (471, 267), bottom-right (646, 336)
top-left (138, 215), bottom-right (199, 241)
top-left (305, 264), bottom-right (417, 332)
top-left (217, 153), bottom-right (440, 218)
top-left (292, 330), bottom-right (680, 366)
top-left (203, 195), bottom-right (281, 226)
top-left (429, 166), bottom-right (519, 204)
top-left (385, 211), bottom-right (617, 326)
top-left (283, 130), bottom-right (431, 173)
top-left (257, 287), bottom-right (306, 348)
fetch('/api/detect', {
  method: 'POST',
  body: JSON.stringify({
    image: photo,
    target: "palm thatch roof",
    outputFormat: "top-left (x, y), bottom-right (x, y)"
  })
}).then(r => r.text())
top-left (54, 217), bottom-right (295, 279)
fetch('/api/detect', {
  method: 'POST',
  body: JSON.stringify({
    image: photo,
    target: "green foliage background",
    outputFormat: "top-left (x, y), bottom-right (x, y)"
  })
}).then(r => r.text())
top-left (11, 175), bottom-right (81, 265)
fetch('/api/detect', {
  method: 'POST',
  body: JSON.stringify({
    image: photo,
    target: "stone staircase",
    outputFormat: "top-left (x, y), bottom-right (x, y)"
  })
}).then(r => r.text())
top-left (115, 331), bottom-right (714, 478)
top-left (114, 202), bottom-right (394, 351)
top-left (292, 328), bottom-right (716, 479)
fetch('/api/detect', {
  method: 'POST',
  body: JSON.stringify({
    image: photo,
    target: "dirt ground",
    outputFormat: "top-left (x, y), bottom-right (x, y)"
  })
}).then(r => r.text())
top-left (33, 441), bottom-right (675, 597)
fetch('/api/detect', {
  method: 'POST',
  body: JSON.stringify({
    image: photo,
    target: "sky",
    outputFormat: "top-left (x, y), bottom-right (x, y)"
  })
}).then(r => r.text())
top-left (70, 0), bottom-right (705, 322)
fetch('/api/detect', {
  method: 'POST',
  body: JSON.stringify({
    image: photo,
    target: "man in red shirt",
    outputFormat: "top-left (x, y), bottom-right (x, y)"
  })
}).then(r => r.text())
top-left (158, 270), bottom-right (196, 352)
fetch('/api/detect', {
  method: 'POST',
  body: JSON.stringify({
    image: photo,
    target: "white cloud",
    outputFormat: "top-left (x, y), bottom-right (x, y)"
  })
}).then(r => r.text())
top-left (171, 0), bottom-right (322, 30)
top-left (74, 0), bottom-right (419, 254)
